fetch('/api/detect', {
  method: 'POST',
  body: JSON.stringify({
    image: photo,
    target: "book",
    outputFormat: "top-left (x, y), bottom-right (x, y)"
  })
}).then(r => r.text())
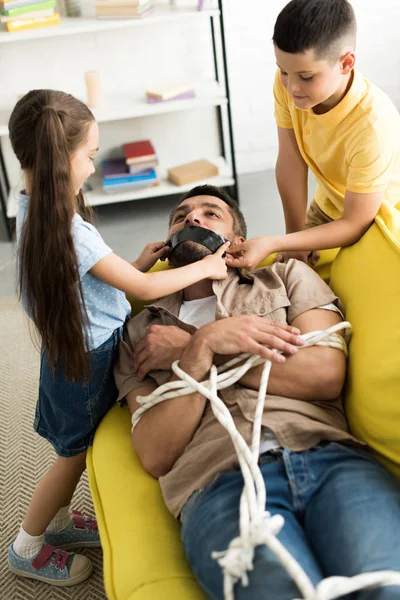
top-left (0, 0), bottom-right (39, 10)
top-left (146, 82), bottom-right (195, 101)
top-left (102, 158), bottom-right (157, 181)
top-left (146, 89), bottom-right (196, 104)
top-left (129, 160), bottom-right (158, 173)
top-left (1, 0), bottom-right (55, 16)
top-left (95, 0), bottom-right (149, 6)
top-left (122, 140), bottom-right (156, 165)
top-left (1, 7), bottom-right (53, 20)
top-left (103, 169), bottom-right (157, 185)
top-left (168, 159), bottom-right (218, 186)
top-left (5, 10), bottom-right (59, 30)
top-left (95, 0), bottom-right (150, 15)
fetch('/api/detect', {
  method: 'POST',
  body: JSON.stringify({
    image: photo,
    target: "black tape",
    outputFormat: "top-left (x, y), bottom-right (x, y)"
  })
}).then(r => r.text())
top-left (167, 226), bottom-right (228, 253)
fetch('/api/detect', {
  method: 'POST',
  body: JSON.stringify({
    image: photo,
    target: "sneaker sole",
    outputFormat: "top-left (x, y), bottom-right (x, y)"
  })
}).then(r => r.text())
top-left (8, 560), bottom-right (93, 586)
top-left (53, 541), bottom-right (101, 550)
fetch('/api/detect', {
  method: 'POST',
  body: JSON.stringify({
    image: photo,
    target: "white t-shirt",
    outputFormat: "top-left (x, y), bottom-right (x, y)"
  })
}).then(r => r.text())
top-left (178, 295), bottom-right (217, 329)
top-left (178, 297), bottom-right (343, 455)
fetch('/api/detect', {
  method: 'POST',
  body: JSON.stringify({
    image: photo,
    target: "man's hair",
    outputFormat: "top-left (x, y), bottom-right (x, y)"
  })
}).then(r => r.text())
top-left (170, 184), bottom-right (247, 238)
top-left (273, 0), bottom-right (356, 59)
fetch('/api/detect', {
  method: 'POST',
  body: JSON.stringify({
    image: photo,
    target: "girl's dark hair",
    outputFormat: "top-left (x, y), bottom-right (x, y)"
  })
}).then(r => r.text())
top-left (9, 89), bottom-right (95, 382)
top-left (273, 0), bottom-right (356, 59)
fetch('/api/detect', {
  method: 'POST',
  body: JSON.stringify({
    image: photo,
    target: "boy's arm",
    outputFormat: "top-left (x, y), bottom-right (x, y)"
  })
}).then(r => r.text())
top-left (226, 189), bottom-right (383, 270)
top-left (276, 127), bottom-right (308, 234)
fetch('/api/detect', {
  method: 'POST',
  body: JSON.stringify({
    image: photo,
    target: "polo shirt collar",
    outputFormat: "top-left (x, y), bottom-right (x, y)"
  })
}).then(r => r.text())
top-left (307, 70), bottom-right (367, 129)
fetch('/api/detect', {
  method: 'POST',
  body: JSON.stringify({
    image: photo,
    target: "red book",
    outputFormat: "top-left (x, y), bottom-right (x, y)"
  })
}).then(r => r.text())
top-left (123, 140), bottom-right (156, 165)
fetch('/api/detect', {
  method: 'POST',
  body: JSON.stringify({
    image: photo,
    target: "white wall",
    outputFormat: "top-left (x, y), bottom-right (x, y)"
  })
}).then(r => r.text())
top-left (1, 0), bottom-right (400, 180)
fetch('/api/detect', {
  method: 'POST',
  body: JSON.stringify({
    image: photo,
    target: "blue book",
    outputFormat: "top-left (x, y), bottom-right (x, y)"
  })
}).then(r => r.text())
top-left (102, 168), bottom-right (157, 186)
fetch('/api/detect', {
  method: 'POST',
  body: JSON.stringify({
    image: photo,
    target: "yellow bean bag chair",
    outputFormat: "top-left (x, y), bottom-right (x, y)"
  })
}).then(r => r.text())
top-left (86, 251), bottom-right (338, 600)
top-left (330, 204), bottom-right (400, 480)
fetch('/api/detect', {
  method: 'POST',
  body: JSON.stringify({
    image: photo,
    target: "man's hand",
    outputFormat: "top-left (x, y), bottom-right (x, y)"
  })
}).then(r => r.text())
top-left (132, 325), bottom-right (192, 381)
top-left (274, 250), bottom-right (320, 266)
top-left (132, 241), bottom-right (170, 273)
top-left (196, 315), bottom-right (304, 363)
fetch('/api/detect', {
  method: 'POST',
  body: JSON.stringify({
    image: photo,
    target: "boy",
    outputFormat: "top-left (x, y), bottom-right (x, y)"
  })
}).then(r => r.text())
top-left (226, 0), bottom-right (400, 269)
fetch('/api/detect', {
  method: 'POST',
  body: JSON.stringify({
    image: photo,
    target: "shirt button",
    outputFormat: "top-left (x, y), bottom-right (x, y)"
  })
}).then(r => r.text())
top-left (259, 307), bottom-right (266, 315)
top-left (304, 128), bottom-right (310, 135)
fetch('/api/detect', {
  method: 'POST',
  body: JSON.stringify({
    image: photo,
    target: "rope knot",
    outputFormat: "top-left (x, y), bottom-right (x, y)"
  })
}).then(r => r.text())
top-left (212, 536), bottom-right (254, 587)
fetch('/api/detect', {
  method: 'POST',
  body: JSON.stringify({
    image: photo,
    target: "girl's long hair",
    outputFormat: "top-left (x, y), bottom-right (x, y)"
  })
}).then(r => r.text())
top-left (9, 90), bottom-right (95, 382)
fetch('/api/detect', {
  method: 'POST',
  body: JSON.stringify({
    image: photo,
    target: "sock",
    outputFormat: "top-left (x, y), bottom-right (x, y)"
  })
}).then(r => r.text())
top-left (46, 505), bottom-right (72, 533)
top-left (13, 525), bottom-right (44, 558)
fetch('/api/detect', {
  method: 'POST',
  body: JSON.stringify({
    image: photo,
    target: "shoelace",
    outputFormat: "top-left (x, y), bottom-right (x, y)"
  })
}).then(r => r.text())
top-left (31, 544), bottom-right (70, 572)
top-left (72, 510), bottom-right (98, 533)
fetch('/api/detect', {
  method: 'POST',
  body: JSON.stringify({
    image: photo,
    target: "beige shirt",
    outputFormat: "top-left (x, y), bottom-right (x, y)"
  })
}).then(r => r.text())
top-left (114, 260), bottom-right (361, 518)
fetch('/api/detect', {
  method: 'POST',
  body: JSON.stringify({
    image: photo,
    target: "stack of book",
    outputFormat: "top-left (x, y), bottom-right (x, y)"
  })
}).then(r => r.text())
top-left (102, 140), bottom-right (159, 194)
top-left (145, 82), bottom-right (196, 104)
top-left (95, 0), bottom-right (152, 19)
top-left (0, 0), bottom-right (59, 32)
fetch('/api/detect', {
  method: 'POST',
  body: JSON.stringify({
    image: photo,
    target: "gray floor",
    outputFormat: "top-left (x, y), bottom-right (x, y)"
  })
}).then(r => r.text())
top-left (0, 170), bottom-right (285, 297)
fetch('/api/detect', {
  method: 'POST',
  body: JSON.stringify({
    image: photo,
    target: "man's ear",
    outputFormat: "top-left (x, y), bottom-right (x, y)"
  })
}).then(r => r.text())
top-left (232, 235), bottom-right (245, 245)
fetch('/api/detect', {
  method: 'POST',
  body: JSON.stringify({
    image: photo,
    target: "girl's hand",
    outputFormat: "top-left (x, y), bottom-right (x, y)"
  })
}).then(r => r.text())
top-left (274, 250), bottom-right (320, 266)
top-left (225, 237), bottom-right (272, 270)
top-left (201, 241), bottom-right (230, 280)
top-left (133, 241), bottom-right (170, 273)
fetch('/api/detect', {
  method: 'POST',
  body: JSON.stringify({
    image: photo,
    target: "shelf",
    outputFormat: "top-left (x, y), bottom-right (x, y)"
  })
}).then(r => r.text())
top-left (0, 6), bottom-right (219, 44)
top-left (0, 82), bottom-right (226, 136)
top-left (7, 156), bottom-right (234, 217)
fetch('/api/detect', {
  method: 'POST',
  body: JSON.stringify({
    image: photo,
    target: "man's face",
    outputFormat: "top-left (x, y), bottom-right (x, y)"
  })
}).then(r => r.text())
top-left (167, 195), bottom-right (242, 268)
top-left (274, 46), bottom-right (353, 113)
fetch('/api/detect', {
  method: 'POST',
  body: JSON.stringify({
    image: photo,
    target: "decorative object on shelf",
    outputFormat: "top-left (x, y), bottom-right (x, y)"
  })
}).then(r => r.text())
top-left (145, 81), bottom-right (196, 104)
top-left (95, 0), bottom-right (152, 19)
top-left (197, 0), bottom-right (205, 10)
top-left (0, 2), bottom-right (237, 241)
top-left (0, 0), bottom-right (59, 32)
top-left (101, 140), bottom-right (159, 193)
top-left (64, 0), bottom-right (80, 16)
top-left (168, 158), bottom-right (218, 186)
top-left (85, 70), bottom-right (103, 108)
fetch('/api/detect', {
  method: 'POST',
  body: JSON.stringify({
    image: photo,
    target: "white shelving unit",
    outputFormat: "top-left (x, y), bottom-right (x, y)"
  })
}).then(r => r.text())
top-left (0, 2), bottom-right (238, 233)
top-left (0, 6), bottom-right (218, 44)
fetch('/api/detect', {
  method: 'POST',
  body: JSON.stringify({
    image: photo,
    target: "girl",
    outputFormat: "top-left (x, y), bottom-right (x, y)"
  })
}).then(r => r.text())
top-left (7, 89), bottom-right (229, 586)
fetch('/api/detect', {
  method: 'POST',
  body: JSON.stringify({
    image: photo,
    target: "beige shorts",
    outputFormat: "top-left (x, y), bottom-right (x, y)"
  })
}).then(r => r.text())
top-left (305, 199), bottom-right (334, 228)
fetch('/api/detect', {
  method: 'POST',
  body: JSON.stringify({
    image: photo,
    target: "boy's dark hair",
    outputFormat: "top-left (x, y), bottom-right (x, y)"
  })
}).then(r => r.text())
top-left (170, 184), bottom-right (247, 238)
top-left (273, 0), bottom-right (356, 59)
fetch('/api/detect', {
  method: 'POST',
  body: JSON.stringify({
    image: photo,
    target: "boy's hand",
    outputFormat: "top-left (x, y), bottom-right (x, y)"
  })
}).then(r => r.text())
top-left (132, 241), bottom-right (170, 272)
top-left (201, 242), bottom-right (230, 280)
top-left (274, 250), bottom-right (320, 266)
top-left (225, 237), bottom-right (272, 270)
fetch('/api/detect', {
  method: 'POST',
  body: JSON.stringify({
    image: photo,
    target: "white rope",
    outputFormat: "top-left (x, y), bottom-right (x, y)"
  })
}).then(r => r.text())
top-left (133, 321), bottom-right (400, 600)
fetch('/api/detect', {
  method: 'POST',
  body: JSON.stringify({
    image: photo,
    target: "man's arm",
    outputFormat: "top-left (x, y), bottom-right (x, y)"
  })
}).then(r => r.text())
top-left (239, 308), bottom-right (346, 401)
top-left (127, 334), bottom-right (213, 479)
top-left (276, 127), bottom-right (309, 234)
top-left (128, 316), bottom-right (303, 479)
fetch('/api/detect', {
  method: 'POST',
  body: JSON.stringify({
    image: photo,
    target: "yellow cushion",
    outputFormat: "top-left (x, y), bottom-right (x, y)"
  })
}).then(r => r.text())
top-left (330, 219), bottom-right (400, 479)
top-left (87, 405), bottom-right (205, 600)
top-left (87, 250), bottom-right (339, 599)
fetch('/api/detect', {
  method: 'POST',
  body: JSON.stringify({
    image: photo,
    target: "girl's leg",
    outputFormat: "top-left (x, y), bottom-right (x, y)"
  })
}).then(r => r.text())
top-left (23, 451), bottom-right (87, 536)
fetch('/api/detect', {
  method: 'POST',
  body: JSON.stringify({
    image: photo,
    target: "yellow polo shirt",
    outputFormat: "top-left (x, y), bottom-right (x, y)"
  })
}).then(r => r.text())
top-left (274, 69), bottom-right (400, 220)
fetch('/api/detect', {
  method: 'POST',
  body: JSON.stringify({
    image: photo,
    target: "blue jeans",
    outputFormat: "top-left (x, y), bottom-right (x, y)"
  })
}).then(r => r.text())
top-left (181, 443), bottom-right (400, 600)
